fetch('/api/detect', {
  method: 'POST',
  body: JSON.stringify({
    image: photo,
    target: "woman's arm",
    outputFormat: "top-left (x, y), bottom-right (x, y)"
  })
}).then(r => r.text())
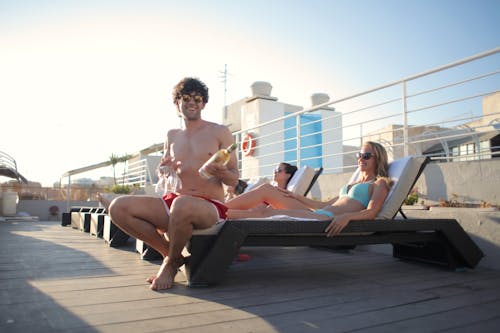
top-left (325, 179), bottom-right (390, 237)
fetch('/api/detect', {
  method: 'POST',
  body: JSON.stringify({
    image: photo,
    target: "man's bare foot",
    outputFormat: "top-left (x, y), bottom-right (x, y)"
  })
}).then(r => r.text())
top-left (97, 193), bottom-right (114, 210)
top-left (150, 257), bottom-right (184, 290)
top-left (147, 250), bottom-right (168, 284)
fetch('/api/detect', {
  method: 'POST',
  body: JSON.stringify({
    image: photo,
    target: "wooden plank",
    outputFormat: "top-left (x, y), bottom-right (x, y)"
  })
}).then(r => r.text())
top-left (346, 299), bottom-right (500, 332)
top-left (277, 283), bottom-right (500, 332)
top-left (0, 221), bottom-right (498, 332)
top-left (445, 315), bottom-right (500, 333)
top-left (160, 286), bottom-right (500, 333)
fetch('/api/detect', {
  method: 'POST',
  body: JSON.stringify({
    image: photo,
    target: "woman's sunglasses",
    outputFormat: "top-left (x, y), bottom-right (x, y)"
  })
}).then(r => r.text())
top-left (356, 152), bottom-right (373, 160)
top-left (180, 94), bottom-right (204, 103)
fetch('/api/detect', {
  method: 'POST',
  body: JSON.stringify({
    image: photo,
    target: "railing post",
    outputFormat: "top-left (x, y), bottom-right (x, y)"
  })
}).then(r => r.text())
top-left (66, 175), bottom-right (71, 212)
top-left (296, 115), bottom-right (301, 168)
top-left (360, 123), bottom-right (363, 145)
top-left (402, 81), bottom-right (409, 157)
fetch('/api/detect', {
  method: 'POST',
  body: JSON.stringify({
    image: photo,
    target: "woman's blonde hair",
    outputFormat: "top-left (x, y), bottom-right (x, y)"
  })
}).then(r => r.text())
top-left (364, 141), bottom-right (392, 187)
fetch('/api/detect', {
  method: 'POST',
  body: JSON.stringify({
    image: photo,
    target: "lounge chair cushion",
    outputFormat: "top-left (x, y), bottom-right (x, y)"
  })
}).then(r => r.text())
top-left (243, 177), bottom-right (270, 193)
top-left (378, 156), bottom-right (427, 219)
top-left (286, 165), bottom-right (317, 196)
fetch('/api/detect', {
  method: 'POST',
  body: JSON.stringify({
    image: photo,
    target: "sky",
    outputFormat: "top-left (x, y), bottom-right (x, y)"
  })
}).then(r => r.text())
top-left (1, 0), bottom-right (499, 186)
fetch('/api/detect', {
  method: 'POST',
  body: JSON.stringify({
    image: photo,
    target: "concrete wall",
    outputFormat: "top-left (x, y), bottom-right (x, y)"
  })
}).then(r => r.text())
top-left (16, 200), bottom-right (99, 221)
top-left (416, 159), bottom-right (500, 206)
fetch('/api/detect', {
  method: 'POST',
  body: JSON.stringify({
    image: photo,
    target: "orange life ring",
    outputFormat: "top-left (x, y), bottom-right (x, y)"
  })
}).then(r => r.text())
top-left (241, 133), bottom-right (256, 156)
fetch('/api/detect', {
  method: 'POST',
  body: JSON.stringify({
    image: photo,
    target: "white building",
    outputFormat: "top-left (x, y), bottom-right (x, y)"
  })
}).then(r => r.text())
top-left (222, 81), bottom-right (343, 178)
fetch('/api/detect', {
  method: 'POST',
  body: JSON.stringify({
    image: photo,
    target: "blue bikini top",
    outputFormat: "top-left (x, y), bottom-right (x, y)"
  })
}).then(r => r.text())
top-left (338, 181), bottom-right (373, 208)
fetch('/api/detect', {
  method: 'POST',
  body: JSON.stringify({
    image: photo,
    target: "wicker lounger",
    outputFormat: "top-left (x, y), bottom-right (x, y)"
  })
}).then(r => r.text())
top-left (183, 156), bottom-right (485, 287)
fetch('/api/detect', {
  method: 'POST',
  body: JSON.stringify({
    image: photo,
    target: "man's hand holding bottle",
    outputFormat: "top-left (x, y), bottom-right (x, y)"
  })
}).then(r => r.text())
top-left (201, 163), bottom-right (230, 181)
top-left (198, 143), bottom-right (237, 179)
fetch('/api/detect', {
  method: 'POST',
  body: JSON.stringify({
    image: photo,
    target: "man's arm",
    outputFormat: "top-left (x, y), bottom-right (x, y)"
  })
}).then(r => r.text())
top-left (160, 129), bottom-right (178, 168)
top-left (162, 133), bottom-right (170, 161)
top-left (216, 125), bottom-right (239, 187)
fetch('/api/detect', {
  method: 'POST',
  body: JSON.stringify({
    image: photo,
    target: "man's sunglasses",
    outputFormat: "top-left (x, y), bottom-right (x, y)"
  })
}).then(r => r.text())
top-left (180, 94), bottom-right (204, 103)
top-left (356, 152), bottom-right (373, 160)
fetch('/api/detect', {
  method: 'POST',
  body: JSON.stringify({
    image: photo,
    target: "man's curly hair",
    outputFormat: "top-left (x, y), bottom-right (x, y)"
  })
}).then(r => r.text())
top-left (172, 77), bottom-right (209, 104)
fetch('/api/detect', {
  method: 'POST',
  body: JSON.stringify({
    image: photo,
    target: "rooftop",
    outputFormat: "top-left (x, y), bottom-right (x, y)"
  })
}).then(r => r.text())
top-left (2, 220), bottom-right (499, 332)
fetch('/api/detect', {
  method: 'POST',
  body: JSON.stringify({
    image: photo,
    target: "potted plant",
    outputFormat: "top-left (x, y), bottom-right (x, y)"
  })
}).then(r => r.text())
top-left (48, 205), bottom-right (60, 221)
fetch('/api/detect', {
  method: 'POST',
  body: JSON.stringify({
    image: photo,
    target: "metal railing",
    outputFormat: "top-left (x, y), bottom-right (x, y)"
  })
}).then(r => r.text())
top-left (0, 151), bottom-right (18, 171)
top-left (58, 47), bottom-right (500, 196)
top-left (0, 151), bottom-right (28, 183)
top-left (232, 47), bottom-right (500, 179)
top-left (120, 159), bottom-right (153, 189)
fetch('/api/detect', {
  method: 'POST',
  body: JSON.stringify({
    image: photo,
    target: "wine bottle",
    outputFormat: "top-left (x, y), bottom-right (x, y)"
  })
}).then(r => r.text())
top-left (199, 143), bottom-right (237, 179)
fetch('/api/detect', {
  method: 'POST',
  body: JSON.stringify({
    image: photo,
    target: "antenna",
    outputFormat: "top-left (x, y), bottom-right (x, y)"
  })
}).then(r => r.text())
top-left (218, 64), bottom-right (228, 118)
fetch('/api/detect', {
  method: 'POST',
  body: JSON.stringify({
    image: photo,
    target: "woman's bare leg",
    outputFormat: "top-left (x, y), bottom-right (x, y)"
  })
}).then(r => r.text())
top-left (225, 183), bottom-right (310, 210)
top-left (227, 206), bottom-right (331, 220)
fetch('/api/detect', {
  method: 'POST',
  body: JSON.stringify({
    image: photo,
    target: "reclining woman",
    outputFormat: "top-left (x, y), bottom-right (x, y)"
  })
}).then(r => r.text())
top-left (227, 141), bottom-right (393, 237)
top-left (271, 162), bottom-right (298, 189)
top-left (226, 162), bottom-right (297, 203)
top-left (225, 162), bottom-right (300, 208)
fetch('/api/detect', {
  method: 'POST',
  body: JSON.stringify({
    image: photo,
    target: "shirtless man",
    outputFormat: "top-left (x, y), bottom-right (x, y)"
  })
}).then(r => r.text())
top-left (103, 77), bottom-right (238, 290)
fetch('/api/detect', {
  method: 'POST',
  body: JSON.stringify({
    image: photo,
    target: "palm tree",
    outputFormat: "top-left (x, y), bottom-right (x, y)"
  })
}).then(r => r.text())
top-left (118, 154), bottom-right (132, 185)
top-left (109, 154), bottom-right (120, 185)
top-left (109, 153), bottom-right (132, 185)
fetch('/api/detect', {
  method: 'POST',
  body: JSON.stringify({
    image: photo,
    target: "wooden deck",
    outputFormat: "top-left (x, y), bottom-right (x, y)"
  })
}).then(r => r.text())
top-left (1, 220), bottom-right (499, 333)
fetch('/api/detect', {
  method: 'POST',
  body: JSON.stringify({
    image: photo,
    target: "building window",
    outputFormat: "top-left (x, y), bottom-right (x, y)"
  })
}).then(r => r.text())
top-left (467, 143), bottom-right (476, 160)
top-left (451, 146), bottom-right (460, 162)
top-left (284, 113), bottom-right (323, 168)
top-left (459, 145), bottom-right (467, 161)
top-left (480, 140), bottom-right (491, 159)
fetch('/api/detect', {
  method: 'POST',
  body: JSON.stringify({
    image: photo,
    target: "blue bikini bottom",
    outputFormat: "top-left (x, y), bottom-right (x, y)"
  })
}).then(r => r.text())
top-left (314, 209), bottom-right (334, 218)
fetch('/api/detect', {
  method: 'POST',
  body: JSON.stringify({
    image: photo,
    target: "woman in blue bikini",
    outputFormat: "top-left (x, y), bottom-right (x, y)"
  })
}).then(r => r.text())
top-left (226, 141), bottom-right (392, 237)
